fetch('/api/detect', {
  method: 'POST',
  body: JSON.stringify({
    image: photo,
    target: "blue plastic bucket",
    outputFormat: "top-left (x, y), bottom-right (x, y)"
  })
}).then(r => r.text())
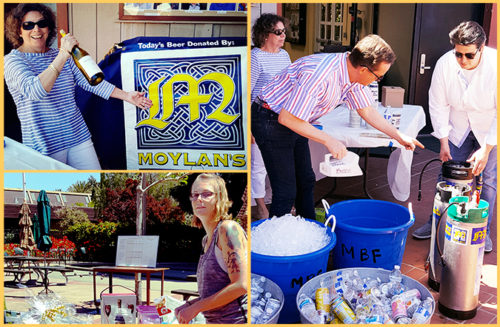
top-left (327, 199), bottom-right (414, 270)
top-left (251, 218), bottom-right (336, 323)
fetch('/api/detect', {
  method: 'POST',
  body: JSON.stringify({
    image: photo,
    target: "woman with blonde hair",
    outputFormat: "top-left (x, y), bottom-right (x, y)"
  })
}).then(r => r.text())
top-left (175, 173), bottom-right (247, 323)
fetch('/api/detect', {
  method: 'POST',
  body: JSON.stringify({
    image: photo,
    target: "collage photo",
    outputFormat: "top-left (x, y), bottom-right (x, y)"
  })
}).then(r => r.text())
top-left (2, 1), bottom-right (497, 325)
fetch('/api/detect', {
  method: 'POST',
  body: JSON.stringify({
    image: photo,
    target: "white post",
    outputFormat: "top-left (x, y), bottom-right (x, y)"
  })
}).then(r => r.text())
top-left (22, 173), bottom-right (27, 203)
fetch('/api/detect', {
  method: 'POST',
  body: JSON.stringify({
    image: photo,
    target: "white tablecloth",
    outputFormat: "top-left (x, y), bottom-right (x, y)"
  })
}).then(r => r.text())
top-left (310, 104), bottom-right (426, 201)
top-left (4, 137), bottom-right (75, 170)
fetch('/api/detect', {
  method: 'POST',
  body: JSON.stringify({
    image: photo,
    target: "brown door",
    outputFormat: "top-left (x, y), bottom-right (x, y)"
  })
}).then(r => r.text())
top-left (408, 4), bottom-right (485, 134)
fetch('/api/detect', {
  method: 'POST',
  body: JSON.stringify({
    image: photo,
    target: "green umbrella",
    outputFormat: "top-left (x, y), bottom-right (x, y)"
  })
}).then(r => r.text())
top-left (36, 190), bottom-right (52, 252)
top-left (32, 213), bottom-right (40, 245)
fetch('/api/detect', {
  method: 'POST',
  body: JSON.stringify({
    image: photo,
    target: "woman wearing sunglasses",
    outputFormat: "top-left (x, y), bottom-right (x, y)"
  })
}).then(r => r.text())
top-left (4, 3), bottom-right (152, 169)
top-left (250, 14), bottom-right (291, 219)
top-left (175, 173), bottom-right (247, 324)
top-left (413, 21), bottom-right (496, 252)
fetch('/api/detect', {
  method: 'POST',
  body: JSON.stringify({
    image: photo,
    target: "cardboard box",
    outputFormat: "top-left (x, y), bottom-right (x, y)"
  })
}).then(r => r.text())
top-left (381, 86), bottom-right (405, 108)
top-left (101, 293), bottom-right (136, 324)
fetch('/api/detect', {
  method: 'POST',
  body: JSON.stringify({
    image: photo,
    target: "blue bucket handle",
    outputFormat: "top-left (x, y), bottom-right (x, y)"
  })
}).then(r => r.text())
top-left (322, 199), bottom-right (336, 232)
top-left (321, 199), bottom-right (330, 212)
top-left (408, 202), bottom-right (415, 224)
top-left (324, 214), bottom-right (336, 232)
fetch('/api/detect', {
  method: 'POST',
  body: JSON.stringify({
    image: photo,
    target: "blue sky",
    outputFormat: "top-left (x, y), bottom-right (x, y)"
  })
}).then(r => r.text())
top-left (4, 173), bottom-right (100, 191)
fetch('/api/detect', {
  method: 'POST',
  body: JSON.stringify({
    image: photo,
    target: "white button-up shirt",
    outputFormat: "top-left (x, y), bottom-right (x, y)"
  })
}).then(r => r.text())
top-left (429, 46), bottom-right (497, 147)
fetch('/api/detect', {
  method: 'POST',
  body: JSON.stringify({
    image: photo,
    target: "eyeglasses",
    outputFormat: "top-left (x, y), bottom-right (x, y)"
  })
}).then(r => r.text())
top-left (454, 48), bottom-right (479, 60)
top-left (270, 28), bottom-right (287, 36)
top-left (362, 65), bottom-right (384, 82)
top-left (22, 19), bottom-right (49, 30)
top-left (189, 191), bottom-right (215, 201)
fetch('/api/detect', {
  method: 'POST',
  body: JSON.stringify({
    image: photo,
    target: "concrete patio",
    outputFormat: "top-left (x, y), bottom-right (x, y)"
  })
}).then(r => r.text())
top-left (3, 263), bottom-right (198, 323)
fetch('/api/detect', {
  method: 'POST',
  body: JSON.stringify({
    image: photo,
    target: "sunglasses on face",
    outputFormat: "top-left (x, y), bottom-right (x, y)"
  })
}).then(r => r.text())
top-left (454, 48), bottom-right (479, 60)
top-left (270, 28), bottom-right (287, 36)
top-left (22, 19), bottom-right (49, 30)
top-left (189, 191), bottom-right (215, 201)
top-left (362, 65), bottom-right (384, 82)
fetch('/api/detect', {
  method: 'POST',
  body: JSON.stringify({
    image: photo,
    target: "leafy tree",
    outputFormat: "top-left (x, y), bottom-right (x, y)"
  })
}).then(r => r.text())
top-left (54, 206), bottom-right (90, 233)
top-left (100, 175), bottom-right (188, 233)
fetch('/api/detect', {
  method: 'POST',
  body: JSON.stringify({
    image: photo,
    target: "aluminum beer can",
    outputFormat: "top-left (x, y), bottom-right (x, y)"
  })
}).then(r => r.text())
top-left (391, 296), bottom-right (408, 321)
top-left (329, 314), bottom-right (343, 324)
top-left (316, 287), bottom-right (331, 322)
top-left (331, 295), bottom-right (356, 324)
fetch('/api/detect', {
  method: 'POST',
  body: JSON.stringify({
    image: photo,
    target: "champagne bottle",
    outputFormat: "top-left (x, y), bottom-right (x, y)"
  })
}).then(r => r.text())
top-left (60, 29), bottom-right (104, 86)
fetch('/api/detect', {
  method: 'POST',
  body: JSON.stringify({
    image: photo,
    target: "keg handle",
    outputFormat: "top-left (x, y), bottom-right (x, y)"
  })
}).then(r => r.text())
top-left (324, 214), bottom-right (336, 232)
top-left (436, 202), bottom-right (460, 266)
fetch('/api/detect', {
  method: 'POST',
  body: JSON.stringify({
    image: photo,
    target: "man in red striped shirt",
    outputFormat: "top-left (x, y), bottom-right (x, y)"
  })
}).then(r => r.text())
top-left (251, 34), bottom-right (424, 219)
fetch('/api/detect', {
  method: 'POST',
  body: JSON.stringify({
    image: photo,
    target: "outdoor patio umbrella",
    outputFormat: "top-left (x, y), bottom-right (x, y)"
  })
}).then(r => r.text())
top-left (32, 213), bottom-right (40, 246)
top-left (19, 201), bottom-right (35, 252)
top-left (36, 190), bottom-right (53, 294)
top-left (36, 190), bottom-right (52, 252)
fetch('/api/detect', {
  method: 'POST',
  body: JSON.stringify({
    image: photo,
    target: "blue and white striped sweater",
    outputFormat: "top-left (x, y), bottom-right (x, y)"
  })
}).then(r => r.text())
top-left (4, 48), bottom-right (115, 156)
top-left (250, 47), bottom-right (291, 103)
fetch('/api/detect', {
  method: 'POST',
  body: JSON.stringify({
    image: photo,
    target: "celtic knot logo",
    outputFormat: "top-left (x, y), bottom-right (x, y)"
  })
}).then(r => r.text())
top-left (133, 55), bottom-right (244, 150)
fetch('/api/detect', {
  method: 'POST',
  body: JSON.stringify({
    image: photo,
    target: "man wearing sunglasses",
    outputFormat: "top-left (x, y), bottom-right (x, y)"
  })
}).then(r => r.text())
top-left (413, 21), bottom-right (497, 253)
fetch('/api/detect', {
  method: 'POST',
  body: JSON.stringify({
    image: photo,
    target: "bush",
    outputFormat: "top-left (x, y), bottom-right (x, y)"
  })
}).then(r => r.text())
top-left (55, 207), bottom-right (90, 233)
top-left (66, 221), bottom-right (120, 262)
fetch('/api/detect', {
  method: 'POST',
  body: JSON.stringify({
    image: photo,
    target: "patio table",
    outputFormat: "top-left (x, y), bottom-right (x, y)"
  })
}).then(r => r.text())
top-left (92, 266), bottom-right (169, 307)
top-left (4, 256), bottom-right (61, 289)
top-left (310, 104), bottom-right (426, 201)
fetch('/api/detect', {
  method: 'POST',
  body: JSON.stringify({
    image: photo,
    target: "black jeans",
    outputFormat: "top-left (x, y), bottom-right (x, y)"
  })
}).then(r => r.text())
top-left (251, 102), bottom-right (316, 219)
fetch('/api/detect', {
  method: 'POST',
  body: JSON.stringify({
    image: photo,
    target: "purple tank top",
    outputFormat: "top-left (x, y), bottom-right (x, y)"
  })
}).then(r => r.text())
top-left (196, 222), bottom-right (247, 323)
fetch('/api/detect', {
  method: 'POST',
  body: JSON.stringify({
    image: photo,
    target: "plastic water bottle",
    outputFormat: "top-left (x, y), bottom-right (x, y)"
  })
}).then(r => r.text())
top-left (389, 265), bottom-right (404, 296)
top-left (383, 106), bottom-right (392, 123)
top-left (389, 265), bottom-right (402, 283)
top-left (410, 298), bottom-right (433, 324)
top-left (297, 294), bottom-right (322, 324)
top-left (264, 298), bottom-right (281, 317)
top-left (252, 276), bottom-right (266, 289)
top-left (405, 296), bottom-right (421, 317)
top-left (251, 306), bottom-right (264, 324)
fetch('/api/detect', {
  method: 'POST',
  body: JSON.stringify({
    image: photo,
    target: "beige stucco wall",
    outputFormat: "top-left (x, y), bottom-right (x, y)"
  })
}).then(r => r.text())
top-left (68, 3), bottom-right (246, 61)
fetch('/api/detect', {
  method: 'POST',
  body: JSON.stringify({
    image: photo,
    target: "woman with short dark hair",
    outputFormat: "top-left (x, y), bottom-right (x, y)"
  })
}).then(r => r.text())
top-left (4, 3), bottom-right (152, 169)
top-left (251, 13), bottom-right (291, 219)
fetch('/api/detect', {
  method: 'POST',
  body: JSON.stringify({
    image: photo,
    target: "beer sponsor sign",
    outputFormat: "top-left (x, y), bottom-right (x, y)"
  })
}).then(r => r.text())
top-left (121, 41), bottom-right (247, 170)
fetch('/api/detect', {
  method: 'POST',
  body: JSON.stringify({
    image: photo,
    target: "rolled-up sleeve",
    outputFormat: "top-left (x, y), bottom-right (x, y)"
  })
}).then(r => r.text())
top-left (4, 55), bottom-right (48, 101)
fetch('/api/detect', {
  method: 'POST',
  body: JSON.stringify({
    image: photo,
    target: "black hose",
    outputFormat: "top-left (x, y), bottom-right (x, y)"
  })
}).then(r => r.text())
top-left (417, 158), bottom-right (441, 201)
top-left (436, 202), bottom-right (460, 267)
